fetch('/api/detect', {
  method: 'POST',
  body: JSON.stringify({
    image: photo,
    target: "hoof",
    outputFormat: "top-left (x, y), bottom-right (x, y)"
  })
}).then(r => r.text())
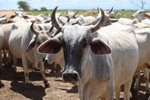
top-left (44, 81), bottom-right (50, 88)
top-left (146, 90), bottom-right (150, 99)
top-left (131, 88), bottom-right (138, 99)
top-left (0, 82), bottom-right (4, 88)
top-left (24, 81), bottom-right (32, 89)
top-left (51, 70), bottom-right (55, 74)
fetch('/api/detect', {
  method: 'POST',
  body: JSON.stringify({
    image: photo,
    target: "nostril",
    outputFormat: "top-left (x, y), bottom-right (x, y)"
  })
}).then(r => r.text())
top-left (63, 73), bottom-right (67, 79)
top-left (72, 73), bottom-right (78, 80)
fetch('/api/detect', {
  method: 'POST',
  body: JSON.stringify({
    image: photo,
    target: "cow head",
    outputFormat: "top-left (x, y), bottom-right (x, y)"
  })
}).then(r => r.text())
top-left (132, 10), bottom-right (150, 22)
top-left (26, 22), bottom-right (52, 52)
top-left (0, 17), bottom-right (7, 24)
top-left (0, 15), bottom-right (6, 18)
top-left (15, 12), bottom-right (24, 18)
top-left (98, 8), bottom-right (118, 26)
top-left (66, 10), bottom-right (78, 19)
top-left (0, 17), bottom-right (14, 24)
top-left (37, 6), bottom-right (112, 83)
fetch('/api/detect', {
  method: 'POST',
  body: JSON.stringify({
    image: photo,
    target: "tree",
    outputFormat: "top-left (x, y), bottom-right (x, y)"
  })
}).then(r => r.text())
top-left (17, 1), bottom-right (30, 11)
top-left (33, 8), bottom-right (38, 11)
top-left (41, 7), bottom-right (47, 11)
top-left (131, 0), bottom-right (150, 9)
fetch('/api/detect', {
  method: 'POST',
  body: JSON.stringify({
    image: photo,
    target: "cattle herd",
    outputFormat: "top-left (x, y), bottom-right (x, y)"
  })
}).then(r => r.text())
top-left (0, 6), bottom-right (150, 100)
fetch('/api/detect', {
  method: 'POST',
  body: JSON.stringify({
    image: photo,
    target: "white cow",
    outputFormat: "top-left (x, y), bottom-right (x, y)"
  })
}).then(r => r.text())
top-left (79, 15), bottom-right (96, 23)
top-left (132, 10), bottom-right (150, 22)
top-left (0, 23), bottom-right (15, 66)
top-left (38, 7), bottom-right (139, 100)
top-left (9, 22), bottom-right (53, 87)
top-left (132, 28), bottom-right (150, 94)
top-left (0, 15), bottom-right (14, 24)
top-left (0, 27), bottom-right (4, 69)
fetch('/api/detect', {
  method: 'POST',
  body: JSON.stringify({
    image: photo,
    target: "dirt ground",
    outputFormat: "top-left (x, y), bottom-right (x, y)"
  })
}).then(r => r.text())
top-left (0, 11), bottom-right (16, 18)
top-left (0, 59), bottom-right (149, 100)
top-left (0, 61), bottom-right (79, 100)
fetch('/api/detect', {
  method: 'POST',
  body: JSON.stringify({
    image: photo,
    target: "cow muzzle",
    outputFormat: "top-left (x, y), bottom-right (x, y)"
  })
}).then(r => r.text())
top-left (62, 69), bottom-right (80, 83)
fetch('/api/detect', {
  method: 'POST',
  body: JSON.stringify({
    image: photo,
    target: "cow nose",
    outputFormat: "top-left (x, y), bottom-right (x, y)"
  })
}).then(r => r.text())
top-left (62, 71), bottom-right (79, 83)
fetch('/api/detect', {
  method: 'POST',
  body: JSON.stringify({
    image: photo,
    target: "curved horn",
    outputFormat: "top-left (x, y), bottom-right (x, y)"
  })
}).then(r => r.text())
top-left (97, 7), bottom-right (99, 13)
top-left (57, 17), bottom-right (65, 25)
top-left (38, 26), bottom-right (43, 30)
top-left (51, 6), bottom-right (62, 32)
top-left (108, 7), bottom-right (113, 14)
top-left (60, 11), bottom-right (64, 16)
top-left (49, 26), bottom-right (54, 33)
top-left (91, 9), bottom-right (105, 33)
top-left (74, 11), bottom-right (79, 15)
top-left (66, 10), bottom-right (68, 14)
top-left (71, 11), bottom-right (78, 18)
top-left (0, 15), bottom-right (6, 18)
top-left (31, 22), bottom-right (39, 35)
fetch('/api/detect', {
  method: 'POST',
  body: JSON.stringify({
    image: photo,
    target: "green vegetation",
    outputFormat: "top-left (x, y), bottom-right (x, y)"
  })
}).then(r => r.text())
top-left (114, 10), bottom-right (136, 19)
top-left (25, 10), bottom-right (150, 19)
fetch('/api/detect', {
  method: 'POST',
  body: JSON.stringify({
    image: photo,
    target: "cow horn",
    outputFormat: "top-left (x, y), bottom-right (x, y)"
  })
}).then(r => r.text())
top-left (60, 11), bottom-right (64, 16)
top-left (91, 9), bottom-right (105, 33)
top-left (74, 11), bottom-right (79, 16)
top-left (0, 15), bottom-right (6, 18)
top-left (31, 22), bottom-right (39, 35)
top-left (108, 7), bottom-right (113, 14)
top-left (51, 6), bottom-right (62, 32)
top-left (66, 10), bottom-right (68, 14)
top-left (49, 26), bottom-right (54, 33)
top-left (97, 7), bottom-right (99, 13)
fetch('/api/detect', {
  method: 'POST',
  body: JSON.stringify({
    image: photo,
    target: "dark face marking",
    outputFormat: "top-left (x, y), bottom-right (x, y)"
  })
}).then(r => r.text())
top-left (61, 26), bottom-right (89, 83)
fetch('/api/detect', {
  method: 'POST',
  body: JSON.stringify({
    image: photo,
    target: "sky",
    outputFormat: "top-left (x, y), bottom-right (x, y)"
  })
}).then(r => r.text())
top-left (0, 0), bottom-right (150, 10)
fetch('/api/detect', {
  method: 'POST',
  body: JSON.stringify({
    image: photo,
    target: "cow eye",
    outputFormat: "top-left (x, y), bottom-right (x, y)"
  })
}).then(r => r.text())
top-left (37, 42), bottom-right (40, 45)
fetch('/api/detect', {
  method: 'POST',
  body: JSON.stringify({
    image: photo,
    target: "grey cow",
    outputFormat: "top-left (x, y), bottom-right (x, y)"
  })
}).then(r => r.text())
top-left (38, 6), bottom-right (139, 100)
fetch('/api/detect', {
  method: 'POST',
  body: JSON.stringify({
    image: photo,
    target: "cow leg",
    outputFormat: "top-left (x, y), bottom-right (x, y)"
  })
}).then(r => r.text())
top-left (3, 50), bottom-right (8, 67)
top-left (124, 79), bottom-right (132, 100)
top-left (8, 51), bottom-right (13, 67)
top-left (144, 68), bottom-right (150, 98)
top-left (0, 50), bottom-right (3, 70)
top-left (22, 54), bottom-right (30, 84)
top-left (39, 61), bottom-right (49, 88)
top-left (51, 62), bottom-right (56, 73)
top-left (105, 84), bottom-right (114, 100)
top-left (0, 80), bottom-right (4, 88)
top-left (0, 67), bottom-right (4, 88)
top-left (13, 56), bottom-right (17, 72)
top-left (130, 76), bottom-right (138, 99)
top-left (135, 71), bottom-right (140, 90)
top-left (115, 86), bottom-right (120, 100)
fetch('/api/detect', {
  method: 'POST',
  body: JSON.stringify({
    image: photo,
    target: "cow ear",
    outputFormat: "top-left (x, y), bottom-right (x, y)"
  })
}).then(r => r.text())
top-left (38, 39), bottom-right (62, 54)
top-left (44, 20), bottom-right (51, 23)
top-left (10, 15), bottom-right (16, 19)
top-left (145, 14), bottom-right (150, 18)
top-left (23, 15), bottom-right (29, 19)
top-left (90, 38), bottom-right (112, 55)
top-left (7, 20), bottom-right (14, 23)
top-left (26, 38), bottom-right (36, 52)
top-left (31, 21), bottom-right (36, 23)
